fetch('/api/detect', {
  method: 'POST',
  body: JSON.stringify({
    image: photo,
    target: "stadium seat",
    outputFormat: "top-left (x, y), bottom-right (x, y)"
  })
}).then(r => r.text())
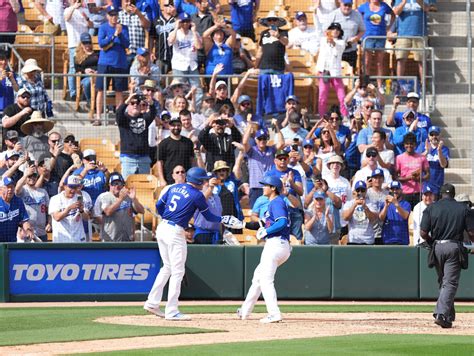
top-left (79, 138), bottom-right (116, 153)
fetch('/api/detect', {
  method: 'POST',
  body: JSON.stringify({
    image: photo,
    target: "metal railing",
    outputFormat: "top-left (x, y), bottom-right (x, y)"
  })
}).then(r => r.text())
top-left (361, 36), bottom-right (436, 113)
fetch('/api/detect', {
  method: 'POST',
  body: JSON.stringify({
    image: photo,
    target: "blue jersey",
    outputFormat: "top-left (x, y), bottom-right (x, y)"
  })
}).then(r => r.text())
top-left (0, 195), bottom-right (29, 242)
top-left (256, 73), bottom-right (294, 116)
top-left (394, 0), bottom-right (427, 36)
top-left (157, 183), bottom-right (211, 228)
top-left (73, 167), bottom-right (107, 204)
top-left (264, 195), bottom-right (290, 240)
top-left (205, 43), bottom-right (233, 75)
top-left (427, 145), bottom-right (450, 193)
top-left (382, 200), bottom-right (411, 245)
top-left (358, 1), bottom-right (393, 37)
top-left (390, 111), bottom-right (432, 131)
top-left (230, 0), bottom-right (255, 31)
top-left (266, 167), bottom-right (302, 198)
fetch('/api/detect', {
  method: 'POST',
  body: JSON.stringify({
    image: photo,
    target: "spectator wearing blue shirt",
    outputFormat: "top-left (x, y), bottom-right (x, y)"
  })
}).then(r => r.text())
top-left (267, 149), bottom-right (304, 240)
top-left (230, 0), bottom-right (257, 41)
top-left (358, 0), bottom-right (395, 91)
top-left (304, 190), bottom-right (335, 245)
top-left (95, 6), bottom-right (130, 125)
top-left (0, 176), bottom-right (33, 243)
top-left (356, 109), bottom-right (393, 154)
top-left (393, 0), bottom-right (429, 80)
top-left (0, 50), bottom-right (19, 113)
top-left (73, 149), bottom-right (108, 204)
top-left (393, 110), bottom-right (428, 155)
top-left (423, 126), bottom-right (449, 194)
top-left (379, 180), bottom-right (411, 245)
top-left (311, 108), bottom-right (351, 152)
top-left (386, 92), bottom-right (432, 133)
top-left (174, 0), bottom-right (198, 16)
top-left (202, 21), bottom-right (236, 77)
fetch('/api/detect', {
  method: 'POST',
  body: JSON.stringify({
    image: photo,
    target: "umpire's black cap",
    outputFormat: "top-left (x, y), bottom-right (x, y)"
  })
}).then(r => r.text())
top-left (440, 183), bottom-right (456, 196)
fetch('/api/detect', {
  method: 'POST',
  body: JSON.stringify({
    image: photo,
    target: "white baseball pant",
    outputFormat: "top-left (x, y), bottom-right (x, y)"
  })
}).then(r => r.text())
top-left (240, 237), bottom-right (291, 317)
top-left (145, 221), bottom-right (187, 318)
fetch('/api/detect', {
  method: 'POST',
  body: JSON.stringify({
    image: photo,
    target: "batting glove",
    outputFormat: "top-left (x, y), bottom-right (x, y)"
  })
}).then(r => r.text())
top-left (256, 227), bottom-right (268, 240)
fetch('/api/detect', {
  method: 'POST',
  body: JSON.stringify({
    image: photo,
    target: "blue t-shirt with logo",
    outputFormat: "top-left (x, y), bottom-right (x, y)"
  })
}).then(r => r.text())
top-left (0, 195), bottom-right (29, 242)
top-left (427, 145), bottom-right (450, 192)
top-left (381, 200), bottom-right (411, 245)
top-left (266, 167), bottom-right (302, 198)
top-left (230, 0), bottom-right (255, 31)
top-left (394, 0), bottom-right (427, 36)
top-left (390, 111), bottom-right (432, 133)
top-left (264, 195), bottom-right (290, 240)
top-left (358, 1), bottom-right (394, 37)
top-left (314, 125), bottom-right (351, 152)
top-left (73, 167), bottom-right (107, 204)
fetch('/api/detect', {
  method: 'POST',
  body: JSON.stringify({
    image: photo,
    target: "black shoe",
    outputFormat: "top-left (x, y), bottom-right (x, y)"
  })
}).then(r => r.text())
top-left (434, 314), bottom-right (453, 328)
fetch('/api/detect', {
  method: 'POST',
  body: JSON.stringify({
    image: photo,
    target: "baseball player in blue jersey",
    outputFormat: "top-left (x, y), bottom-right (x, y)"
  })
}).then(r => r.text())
top-left (144, 167), bottom-right (221, 321)
top-left (238, 175), bottom-right (292, 323)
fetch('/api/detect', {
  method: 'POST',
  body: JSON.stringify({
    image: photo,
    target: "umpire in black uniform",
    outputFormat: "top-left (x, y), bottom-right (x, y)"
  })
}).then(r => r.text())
top-left (420, 183), bottom-right (474, 328)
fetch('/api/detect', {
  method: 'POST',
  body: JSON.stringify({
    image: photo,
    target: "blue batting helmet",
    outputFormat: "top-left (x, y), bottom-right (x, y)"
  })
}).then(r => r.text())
top-left (259, 175), bottom-right (283, 192)
top-left (186, 167), bottom-right (209, 185)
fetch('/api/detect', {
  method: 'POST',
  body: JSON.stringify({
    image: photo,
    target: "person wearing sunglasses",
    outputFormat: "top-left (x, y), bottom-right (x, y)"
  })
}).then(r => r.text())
top-left (393, 109), bottom-right (428, 155)
top-left (422, 126), bottom-right (449, 195)
top-left (342, 180), bottom-right (378, 245)
top-left (93, 172), bottom-right (144, 242)
top-left (344, 77), bottom-right (385, 118)
top-left (2, 88), bottom-right (33, 138)
top-left (379, 180), bottom-right (411, 245)
top-left (366, 168), bottom-right (388, 245)
top-left (387, 92), bottom-right (432, 134)
top-left (0, 130), bottom-right (22, 163)
top-left (360, 129), bottom-right (394, 172)
top-left (153, 1), bottom-right (176, 74)
top-left (353, 146), bottom-right (392, 189)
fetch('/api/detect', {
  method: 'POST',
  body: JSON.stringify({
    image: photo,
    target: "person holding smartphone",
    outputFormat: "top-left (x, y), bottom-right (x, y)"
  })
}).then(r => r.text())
top-left (256, 12), bottom-right (288, 74)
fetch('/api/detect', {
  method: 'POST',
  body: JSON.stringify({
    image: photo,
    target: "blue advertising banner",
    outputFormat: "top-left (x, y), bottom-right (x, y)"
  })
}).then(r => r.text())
top-left (9, 249), bottom-right (161, 295)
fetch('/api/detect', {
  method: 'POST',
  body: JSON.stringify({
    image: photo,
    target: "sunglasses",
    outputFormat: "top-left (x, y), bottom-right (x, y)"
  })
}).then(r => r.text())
top-left (130, 100), bottom-right (139, 106)
top-left (364, 106), bottom-right (374, 109)
top-left (82, 41), bottom-right (92, 45)
top-left (429, 132), bottom-right (439, 136)
top-left (174, 170), bottom-right (185, 174)
top-left (50, 140), bottom-right (59, 144)
top-left (321, 131), bottom-right (330, 135)
top-left (256, 136), bottom-right (268, 141)
top-left (111, 181), bottom-right (124, 186)
top-left (8, 138), bottom-right (18, 143)
top-left (240, 101), bottom-right (251, 106)
top-left (303, 145), bottom-right (313, 149)
top-left (342, 3), bottom-right (352, 6)
top-left (366, 151), bottom-right (378, 158)
top-left (355, 188), bottom-right (366, 193)
top-left (20, 94), bottom-right (31, 99)
top-left (276, 156), bottom-right (288, 161)
top-left (163, 3), bottom-right (174, 7)
top-left (328, 117), bottom-right (339, 121)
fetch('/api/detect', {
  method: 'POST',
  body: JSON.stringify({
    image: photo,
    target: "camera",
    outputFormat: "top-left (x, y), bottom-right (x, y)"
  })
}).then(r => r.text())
top-left (135, 94), bottom-right (145, 102)
top-left (215, 119), bottom-right (227, 126)
top-left (357, 193), bottom-right (363, 199)
top-left (292, 138), bottom-right (299, 151)
top-left (130, 0), bottom-right (136, 5)
top-left (389, 191), bottom-right (394, 196)
top-left (223, 18), bottom-right (232, 25)
top-left (270, 25), bottom-right (278, 31)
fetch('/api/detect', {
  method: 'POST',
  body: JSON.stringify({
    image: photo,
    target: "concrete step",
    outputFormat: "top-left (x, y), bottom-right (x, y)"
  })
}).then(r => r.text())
top-left (446, 147), bottom-right (471, 159)
top-left (429, 36), bottom-right (468, 48)
top-left (434, 70), bottom-right (468, 84)
top-left (436, 127), bottom-right (474, 139)
top-left (445, 168), bottom-right (471, 184)
top-left (441, 137), bottom-right (472, 150)
top-left (434, 83), bottom-right (471, 94)
top-left (428, 12), bottom-right (473, 24)
top-left (448, 158), bottom-right (472, 169)
top-left (435, 59), bottom-right (471, 72)
top-left (432, 47), bottom-right (467, 61)
top-left (429, 23), bottom-right (469, 37)
top-left (434, 2), bottom-right (472, 11)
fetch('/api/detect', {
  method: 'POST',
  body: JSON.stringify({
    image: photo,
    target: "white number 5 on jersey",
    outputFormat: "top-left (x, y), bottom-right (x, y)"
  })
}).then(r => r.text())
top-left (169, 195), bottom-right (181, 212)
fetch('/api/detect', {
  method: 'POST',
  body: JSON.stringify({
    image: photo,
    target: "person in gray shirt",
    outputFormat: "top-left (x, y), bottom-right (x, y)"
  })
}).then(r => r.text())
top-left (324, 0), bottom-right (365, 70)
top-left (93, 173), bottom-right (144, 242)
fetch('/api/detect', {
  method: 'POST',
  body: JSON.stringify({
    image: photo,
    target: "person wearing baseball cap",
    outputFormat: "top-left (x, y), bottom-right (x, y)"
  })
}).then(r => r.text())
top-left (73, 148), bottom-right (107, 204)
top-left (425, 126), bottom-right (449, 195)
top-left (2, 130), bottom-right (21, 160)
top-left (93, 172), bottom-right (144, 241)
top-left (2, 87), bottom-right (33, 138)
top-left (304, 189), bottom-right (334, 245)
top-left (412, 184), bottom-right (437, 246)
top-left (131, 48), bottom-right (160, 92)
top-left (75, 33), bottom-right (98, 106)
top-left (353, 146), bottom-right (392, 189)
top-left (288, 11), bottom-right (320, 55)
top-left (208, 78), bottom-right (234, 115)
top-left (49, 175), bottom-right (93, 243)
top-left (341, 179), bottom-right (378, 245)
top-left (420, 182), bottom-right (474, 329)
top-left (379, 180), bottom-right (411, 245)
top-left (0, 176), bottom-right (34, 243)
top-left (387, 91), bottom-right (432, 134)
top-left (366, 167), bottom-right (389, 245)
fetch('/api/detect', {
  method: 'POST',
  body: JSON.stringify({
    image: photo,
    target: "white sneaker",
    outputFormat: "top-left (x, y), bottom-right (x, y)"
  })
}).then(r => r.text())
top-left (144, 304), bottom-right (165, 318)
top-left (165, 312), bottom-right (192, 321)
top-left (260, 314), bottom-right (282, 324)
top-left (237, 308), bottom-right (247, 320)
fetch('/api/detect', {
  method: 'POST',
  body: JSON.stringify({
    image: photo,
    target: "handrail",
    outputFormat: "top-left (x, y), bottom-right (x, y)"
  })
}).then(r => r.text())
top-left (467, 0), bottom-right (472, 106)
top-left (361, 35), bottom-right (435, 113)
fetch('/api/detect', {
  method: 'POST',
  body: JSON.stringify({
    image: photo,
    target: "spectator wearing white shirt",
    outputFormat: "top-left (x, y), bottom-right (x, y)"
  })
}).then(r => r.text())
top-left (352, 147), bottom-right (393, 190)
top-left (361, 129), bottom-right (395, 172)
top-left (64, 0), bottom-right (93, 100)
top-left (412, 184), bottom-right (436, 246)
top-left (288, 11), bottom-right (322, 55)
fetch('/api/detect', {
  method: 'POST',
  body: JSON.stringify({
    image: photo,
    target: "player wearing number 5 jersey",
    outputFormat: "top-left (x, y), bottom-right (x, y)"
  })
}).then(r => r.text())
top-left (144, 167), bottom-right (221, 321)
top-left (238, 175), bottom-right (292, 323)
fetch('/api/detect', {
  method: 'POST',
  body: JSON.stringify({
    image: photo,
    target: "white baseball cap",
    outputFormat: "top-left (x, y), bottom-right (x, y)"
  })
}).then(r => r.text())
top-left (82, 149), bottom-right (97, 159)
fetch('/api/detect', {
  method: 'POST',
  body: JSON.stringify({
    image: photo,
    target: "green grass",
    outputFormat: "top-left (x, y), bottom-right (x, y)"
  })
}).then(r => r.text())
top-left (2, 304), bottom-right (474, 347)
top-left (76, 334), bottom-right (474, 356)
top-left (0, 306), bottom-right (217, 347)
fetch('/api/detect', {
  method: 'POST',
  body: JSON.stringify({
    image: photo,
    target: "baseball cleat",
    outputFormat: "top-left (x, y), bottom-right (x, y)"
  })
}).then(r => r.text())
top-left (166, 312), bottom-right (192, 321)
top-left (259, 314), bottom-right (282, 324)
top-left (434, 314), bottom-right (452, 329)
top-left (237, 308), bottom-right (247, 320)
top-left (144, 304), bottom-right (165, 318)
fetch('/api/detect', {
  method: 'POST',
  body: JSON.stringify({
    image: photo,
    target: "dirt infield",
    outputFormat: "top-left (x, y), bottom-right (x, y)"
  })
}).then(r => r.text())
top-left (2, 310), bottom-right (474, 355)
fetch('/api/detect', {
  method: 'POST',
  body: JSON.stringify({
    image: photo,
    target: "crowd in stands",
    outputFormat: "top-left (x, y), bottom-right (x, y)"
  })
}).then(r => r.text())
top-left (2, 0), bottom-right (469, 247)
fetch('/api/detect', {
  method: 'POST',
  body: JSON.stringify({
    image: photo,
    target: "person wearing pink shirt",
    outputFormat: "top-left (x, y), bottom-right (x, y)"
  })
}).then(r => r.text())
top-left (395, 132), bottom-right (429, 209)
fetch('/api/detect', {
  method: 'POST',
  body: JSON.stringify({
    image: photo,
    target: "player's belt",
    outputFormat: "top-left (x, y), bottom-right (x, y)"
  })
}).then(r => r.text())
top-left (437, 240), bottom-right (461, 244)
top-left (163, 219), bottom-right (177, 227)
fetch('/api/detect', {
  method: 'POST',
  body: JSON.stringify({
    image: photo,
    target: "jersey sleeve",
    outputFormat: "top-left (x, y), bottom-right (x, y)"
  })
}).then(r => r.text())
top-left (291, 169), bottom-right (302, 183)
top-left (19, 199), bottom-right (29, 222)
top-left (48, 195), bottom-right (60, 214)
top-left (194, 191), bottom-right (210, 213)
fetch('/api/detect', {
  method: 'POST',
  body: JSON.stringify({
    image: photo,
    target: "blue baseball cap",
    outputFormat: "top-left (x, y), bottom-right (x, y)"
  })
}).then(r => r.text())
top-left (429, 126), bottom-right (441, 135)
top-left (255, 129), bottom-right (268, 139)
top-left (354, 181), bottom-right (367, 190)
top-left (422, 184), bottom-right (436, 195)
top-left (80, 32), bottom-right (92, 43)
top-left (295, 11), bottom-right (306, 20)
top-left (106, 6), bottom-right (118, 14)
top-left (66, 175), bottom-right (82, 187)
top-left (137, 47), bottom-right (149, 56)
top-left (237, 94), bottom-right (251, 105)
top-left (0, 176), bottom-right (14, 187)
top-left (109, 173), bottom-right (125, 185)
top-left (389, 181), bottom-right (402, 190)
top-left (371, 168), bottom-right (384, 178)
top-left (160, 110), bottom-right (171, 119)
top-left (179, 13), bottom-right (191, 21)
top-left (6, 151), bottom-right (20, 160)
top-left (314, 191), bottom-right (326, 200)
top-left (286, 95), bottom-right (299, 103)
top-left (341, 0), bottom-right (353, 4)
top-left (259, 175), bottom-right (283, 192)
top-left (303, 139), bottom-right (314, 147)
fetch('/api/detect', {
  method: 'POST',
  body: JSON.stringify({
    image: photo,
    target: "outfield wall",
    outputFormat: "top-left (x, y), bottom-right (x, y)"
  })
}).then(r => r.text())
top-left (0, 243), bottom-right (473, 302)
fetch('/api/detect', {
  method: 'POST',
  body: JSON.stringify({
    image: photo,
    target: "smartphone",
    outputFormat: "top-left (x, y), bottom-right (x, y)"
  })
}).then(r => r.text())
top-left (399, 96), bottom-right (408, 104)
top-left (388, 191), bottom-right (394, 196)
top-left (357, 193), bottom-right (363, 199)
top-left (77, 195), bottom-right (83, 203)
top-left (130, 0), bottom-right (136, 5)
top-left (270, 25), bottom-right (277, 31)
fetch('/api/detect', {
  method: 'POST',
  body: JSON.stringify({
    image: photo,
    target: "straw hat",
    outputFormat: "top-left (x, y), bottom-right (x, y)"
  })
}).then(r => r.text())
top-left (21, 58), bottom-right (42, 74)
top-left (140, 79), bottom-right (157, 90)
top-left (213, 160), bottom-right (230, 172)
top-left (20, 111), bottom-right (55, 135)
top-left (259, 10), bottom-right (287, 28)
top-left (326, 155), bottom-right (345, 169)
